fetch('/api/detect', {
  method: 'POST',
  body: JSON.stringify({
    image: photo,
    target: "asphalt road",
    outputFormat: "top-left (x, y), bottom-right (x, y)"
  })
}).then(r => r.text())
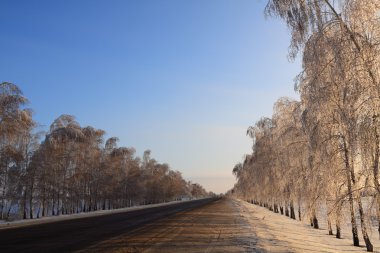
top-left (76, 198), bottom-right (256, 253)
top-left (0, 198), bottom-right (219, 253)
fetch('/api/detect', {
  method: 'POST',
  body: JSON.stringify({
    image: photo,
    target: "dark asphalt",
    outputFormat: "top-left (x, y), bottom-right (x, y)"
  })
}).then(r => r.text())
top-left (0, 198), bottom-right (218, 253)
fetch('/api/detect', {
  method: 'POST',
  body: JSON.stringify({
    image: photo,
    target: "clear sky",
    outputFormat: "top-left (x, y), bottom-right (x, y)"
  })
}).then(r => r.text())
top-left (0, 0), bottom-right (300, 193)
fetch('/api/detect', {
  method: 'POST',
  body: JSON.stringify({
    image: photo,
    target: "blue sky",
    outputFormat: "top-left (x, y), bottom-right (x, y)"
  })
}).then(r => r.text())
top-left (0, 0), bottom-right (300, 193)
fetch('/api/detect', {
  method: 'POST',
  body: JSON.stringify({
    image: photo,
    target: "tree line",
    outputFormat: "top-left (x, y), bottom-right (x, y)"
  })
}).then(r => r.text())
top-left (233, 1), bottom-right (380, 252)
top-left (0, 82), bottom-right (211, 221)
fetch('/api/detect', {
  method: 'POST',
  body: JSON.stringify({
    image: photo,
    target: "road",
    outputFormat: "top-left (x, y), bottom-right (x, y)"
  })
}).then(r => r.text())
top-left (0, 198), bottom-right (257, 253)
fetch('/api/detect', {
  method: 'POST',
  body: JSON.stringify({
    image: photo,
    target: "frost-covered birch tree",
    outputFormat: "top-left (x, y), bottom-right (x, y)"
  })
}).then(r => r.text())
top-left (234, 1), bottom-right (380, 251)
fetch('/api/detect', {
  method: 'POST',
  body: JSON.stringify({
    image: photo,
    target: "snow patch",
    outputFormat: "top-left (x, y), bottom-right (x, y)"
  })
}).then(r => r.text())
top-left (0, 199), bottom-right (196, 230)
top-left (235, 198), bottom-right (380, 252)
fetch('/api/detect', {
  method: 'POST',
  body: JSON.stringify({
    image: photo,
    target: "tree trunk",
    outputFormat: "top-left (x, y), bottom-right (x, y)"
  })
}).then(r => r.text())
top-left (312, 213), bottom-right (319, 229)
top-left (285, 205), bottom-right (289, 217)
top-left (357, 197), bottom-right (373, 252)
top-left (336, 224), bottom-right (341, 239)
top-left (36, 206), bottom-right (40, 219)
top-left (336, 203), bottom-right (342, 239)
top-left (342, 136), bottom-right (360, 246)
top-left (298, 205), bottom-right (301, 221)
top-left (23, 191), bottom-right (27, 220)
top-left (6, 205), bottom-right (11, 220)
top-left (274, 203), bottom-right (279, 213)
top-left (57, 188), bottom-right (60, 215)
top-left (309, 206), bottom-right (319, 229)
top-left (328, 218), bottom-right (333, 235)
top-left (28, 168), bottom-right (36, 219)
top-left (29, 194), bottom-right (33, 219)
top-left (42, 199), bottom-right (45, 217)
top-left (372, 125), bottom-right (380, 239)
top-left (1, 174), bottom-right (7, 220)
top-left (52, 196), bottom-right (55, 216)
top-left (290, 201), bottom-right (296, 220)
top-left (377, 197), bottom-right (380, 240)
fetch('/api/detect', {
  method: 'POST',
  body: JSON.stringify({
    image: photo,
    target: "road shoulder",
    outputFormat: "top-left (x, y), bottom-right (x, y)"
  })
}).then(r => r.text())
top-left (236, 199), bottom-right (368, 253)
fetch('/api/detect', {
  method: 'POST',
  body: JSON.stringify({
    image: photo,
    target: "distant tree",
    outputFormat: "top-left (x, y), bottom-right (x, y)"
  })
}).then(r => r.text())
top-left (0, 82), bottom-right (34, 219)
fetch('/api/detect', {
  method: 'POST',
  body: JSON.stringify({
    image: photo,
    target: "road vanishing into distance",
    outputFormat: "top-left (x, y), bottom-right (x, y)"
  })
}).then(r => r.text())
top-left (0, 198), bottom-right (256, 253)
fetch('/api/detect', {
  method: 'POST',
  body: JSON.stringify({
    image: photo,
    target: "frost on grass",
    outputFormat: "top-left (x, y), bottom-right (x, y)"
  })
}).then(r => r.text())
top-left (236, 198), bottom-right (380, 253)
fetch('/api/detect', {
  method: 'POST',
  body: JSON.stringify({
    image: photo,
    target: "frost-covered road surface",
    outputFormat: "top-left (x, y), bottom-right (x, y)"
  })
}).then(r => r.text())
top-left (1, 198), bottom-right (368, 253)
top-left (78, 198), bottom-right (257, 253)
